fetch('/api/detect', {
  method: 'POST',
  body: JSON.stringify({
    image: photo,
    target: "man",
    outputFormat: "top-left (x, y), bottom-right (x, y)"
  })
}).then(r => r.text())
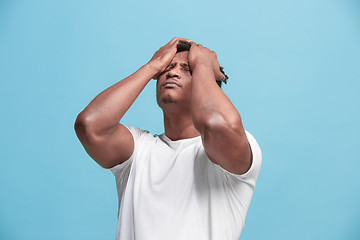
top-left (74, 37), bottom-right (262, 240)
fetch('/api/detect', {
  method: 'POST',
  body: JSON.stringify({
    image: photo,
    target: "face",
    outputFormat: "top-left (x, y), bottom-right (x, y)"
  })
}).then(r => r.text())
top-left (156, 51), bottom-right (192, 109)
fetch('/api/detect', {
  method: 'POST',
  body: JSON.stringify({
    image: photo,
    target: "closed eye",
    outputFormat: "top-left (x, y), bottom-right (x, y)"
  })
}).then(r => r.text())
top-left (161, 63), bottom-right (192, 75)
top-left (180, 63), bottom-right (191, 73)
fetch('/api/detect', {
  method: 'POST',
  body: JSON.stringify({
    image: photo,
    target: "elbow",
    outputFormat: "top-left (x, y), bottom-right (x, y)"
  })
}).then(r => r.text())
top-left (74, 112), bottom-right (94, 140)
top-left (74, 112), bottom-right (102, 154)
top-left (74, 112), bottom-right (86, 133)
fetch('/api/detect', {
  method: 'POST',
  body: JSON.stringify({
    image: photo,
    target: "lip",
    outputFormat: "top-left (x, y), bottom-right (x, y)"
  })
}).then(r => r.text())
top-left (162, 80), bottom-right (181, 88)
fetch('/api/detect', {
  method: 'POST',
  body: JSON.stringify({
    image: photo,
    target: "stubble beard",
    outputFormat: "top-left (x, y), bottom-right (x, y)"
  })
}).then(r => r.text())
top-left (161, 94), bottom-right (177, 105)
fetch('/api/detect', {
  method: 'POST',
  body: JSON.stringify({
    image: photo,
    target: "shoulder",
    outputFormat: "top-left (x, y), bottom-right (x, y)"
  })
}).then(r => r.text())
top-left (125, 126), bottom-right (161, 144)
top-left (109, 126), bottom-right (154, 175)
top-left (126, 126), bottom-right (151, 139)
top-left (244, 130), bottom-right (262, 171)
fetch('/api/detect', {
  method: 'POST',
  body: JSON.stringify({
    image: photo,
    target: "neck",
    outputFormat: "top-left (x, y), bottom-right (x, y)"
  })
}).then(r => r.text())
top-left (162, 108), bottom-right (200, 141)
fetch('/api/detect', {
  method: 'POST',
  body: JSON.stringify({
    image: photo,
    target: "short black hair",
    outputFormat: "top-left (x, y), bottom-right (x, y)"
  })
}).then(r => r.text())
top-left (177, 40), bottom-right (228, 88)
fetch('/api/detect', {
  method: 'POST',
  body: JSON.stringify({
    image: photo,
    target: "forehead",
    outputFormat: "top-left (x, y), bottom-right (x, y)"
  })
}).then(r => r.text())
top-left (171, 51), bottom-right (189, 64)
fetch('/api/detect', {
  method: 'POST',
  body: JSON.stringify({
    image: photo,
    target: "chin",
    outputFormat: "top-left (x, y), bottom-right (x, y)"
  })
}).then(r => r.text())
top-left (161, 96), bottom-right (177, 105)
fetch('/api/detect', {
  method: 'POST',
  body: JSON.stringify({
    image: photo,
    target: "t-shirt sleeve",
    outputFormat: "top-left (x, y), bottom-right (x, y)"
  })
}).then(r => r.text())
top-left (109, 126), bottom-right (147, 177)
top-left (216, 130), bottom-right (262, 187)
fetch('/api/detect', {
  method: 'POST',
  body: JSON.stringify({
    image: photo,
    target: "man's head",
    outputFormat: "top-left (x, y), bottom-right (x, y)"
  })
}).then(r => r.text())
top-left (156, 40), bottom-right (228, 111)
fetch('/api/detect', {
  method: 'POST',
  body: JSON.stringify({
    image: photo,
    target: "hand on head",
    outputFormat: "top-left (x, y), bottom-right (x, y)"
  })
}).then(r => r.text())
top-left (148, 37), bottom-right (226, 82)
top-left (188, 42), bottom-right (226, 82)
top-left (148, 37), bottom-right (192, 80)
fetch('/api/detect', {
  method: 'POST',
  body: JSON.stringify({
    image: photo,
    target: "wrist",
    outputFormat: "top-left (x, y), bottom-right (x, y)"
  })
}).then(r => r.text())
top-left (191, 62), bottom-right (214, 73)
top-left (144, 62), bottom-right (161, 79)
top-left (191, 62), bottom-right (226, 82)
top-left (191, 63), bottom-right (216, 80)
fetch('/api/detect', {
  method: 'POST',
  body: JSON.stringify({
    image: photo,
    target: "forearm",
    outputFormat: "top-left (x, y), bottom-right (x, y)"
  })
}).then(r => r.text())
top-left (76, 63), bottom-right (157, 134)
top-left (190, 64), bottom-right (243, 134)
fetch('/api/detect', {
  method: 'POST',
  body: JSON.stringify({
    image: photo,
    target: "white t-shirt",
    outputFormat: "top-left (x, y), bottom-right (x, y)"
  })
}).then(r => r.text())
top-left (110, 126), bottom-right (262, 240)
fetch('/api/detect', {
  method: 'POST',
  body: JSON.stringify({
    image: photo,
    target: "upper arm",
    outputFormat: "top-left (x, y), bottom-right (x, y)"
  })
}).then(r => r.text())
top-left (74, 117), bottom-right (134, 169)
top-left (202, 120), bottom-right (252, 175)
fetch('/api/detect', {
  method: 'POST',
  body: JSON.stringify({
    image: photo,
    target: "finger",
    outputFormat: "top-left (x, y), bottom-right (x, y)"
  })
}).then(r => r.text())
top-left (190, 41), bottom-right (197, 47)
top-left (196, 44), bottom-right (205, 48)
top-left (169, 37), bottom-right (189, 45)
top-left (170, 40), bottom-right (179, 47)
top-left (174, 37), bottom-right (192, 42)
top-left (166, 37), bottom-right (181, 47)
top-left (164, 39), bottom-right (181, 51)
top-left (169, 37), bottom-right (178, 45)
top-left (168, 39), bottom-right (186, 50)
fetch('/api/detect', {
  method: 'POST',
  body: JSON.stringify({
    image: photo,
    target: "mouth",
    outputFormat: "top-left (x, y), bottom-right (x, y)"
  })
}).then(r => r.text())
top-left (162, 80), bottom-right (181, 88)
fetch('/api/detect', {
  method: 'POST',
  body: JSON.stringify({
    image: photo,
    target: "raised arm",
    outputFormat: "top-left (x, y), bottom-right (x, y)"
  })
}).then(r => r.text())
top-left (74, 37), bottom-right (189, 168)
top-left (188, 42), bottom-right (252, 175)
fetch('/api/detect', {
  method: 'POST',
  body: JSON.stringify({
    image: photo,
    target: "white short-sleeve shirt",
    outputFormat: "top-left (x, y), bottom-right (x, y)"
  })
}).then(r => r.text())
top-left (110, 126), bottom-right (262, 240)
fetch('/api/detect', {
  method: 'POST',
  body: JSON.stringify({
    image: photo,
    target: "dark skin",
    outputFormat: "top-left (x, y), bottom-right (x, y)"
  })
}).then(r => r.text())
top-left (74, 37), bottom-right (252, 175)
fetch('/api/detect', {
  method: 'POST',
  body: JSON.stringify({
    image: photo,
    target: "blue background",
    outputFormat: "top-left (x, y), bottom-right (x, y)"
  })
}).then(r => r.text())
top-left (1, 0), bottom-right (359, 239)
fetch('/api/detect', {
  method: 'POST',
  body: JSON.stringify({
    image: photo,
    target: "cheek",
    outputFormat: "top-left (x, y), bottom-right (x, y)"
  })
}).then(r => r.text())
top-left (183, 78), bottom-right (193, 97)
top-left (185, 75), bottom-right (192, 87)
top-left (156, 78), bottom-right (164, 92)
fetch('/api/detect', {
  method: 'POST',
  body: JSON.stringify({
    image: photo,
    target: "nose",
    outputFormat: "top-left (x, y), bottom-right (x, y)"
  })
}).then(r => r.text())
top-left (165, 68), bottom-right (181, 79)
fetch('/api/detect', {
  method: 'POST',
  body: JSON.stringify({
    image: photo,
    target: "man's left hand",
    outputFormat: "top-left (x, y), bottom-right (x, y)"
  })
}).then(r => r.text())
top-left (188, 42), bottom-right (225, 81)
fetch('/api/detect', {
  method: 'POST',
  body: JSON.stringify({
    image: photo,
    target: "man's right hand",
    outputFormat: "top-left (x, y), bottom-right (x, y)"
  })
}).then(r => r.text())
top-left (148, 37), bottom-right (192, 80)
